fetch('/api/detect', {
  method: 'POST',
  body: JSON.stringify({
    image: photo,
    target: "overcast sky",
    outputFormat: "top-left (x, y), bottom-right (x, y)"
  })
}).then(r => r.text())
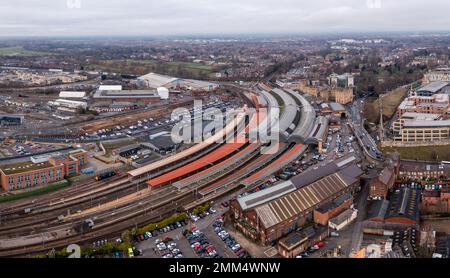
top-left (0, 0), bottom-right (449, 37)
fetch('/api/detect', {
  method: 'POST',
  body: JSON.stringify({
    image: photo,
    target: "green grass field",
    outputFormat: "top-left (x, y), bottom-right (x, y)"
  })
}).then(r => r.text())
top-left (364, 86), bottom-right (408, 123)
top-left (0, 46), bottom-right (49, 57)
top-left (87, 59), bottom-right (215, 77)
top-left (381, 145), bottom-right (450, 161)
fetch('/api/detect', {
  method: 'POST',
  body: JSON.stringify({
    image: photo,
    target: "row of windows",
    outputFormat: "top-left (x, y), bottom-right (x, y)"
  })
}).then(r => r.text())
top-left (7, 176), bottom-right (63, 190)
top-left (8, 172), bottom-right (63, 185)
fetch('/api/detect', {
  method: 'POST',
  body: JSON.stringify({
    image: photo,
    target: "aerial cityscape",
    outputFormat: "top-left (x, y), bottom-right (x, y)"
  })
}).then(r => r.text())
top-left (1, 0), bottom-right (450, 264)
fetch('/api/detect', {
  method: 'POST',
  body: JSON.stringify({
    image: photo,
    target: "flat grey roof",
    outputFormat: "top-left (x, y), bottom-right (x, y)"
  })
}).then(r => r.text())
top-left (93, 89), bottom-right (160, 99)
top-left (401, 112), bottom-right (441, 121)
top-left (417, 81), bottom-right (448, 94)
top-left (403, 120), bottom-right (450, 128)
top-left (237, 180), bottom-right (296, 211)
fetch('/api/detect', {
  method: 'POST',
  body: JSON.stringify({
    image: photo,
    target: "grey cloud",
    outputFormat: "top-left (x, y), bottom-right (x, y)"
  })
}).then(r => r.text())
top-left (0, 0), bottom-right (449, 37)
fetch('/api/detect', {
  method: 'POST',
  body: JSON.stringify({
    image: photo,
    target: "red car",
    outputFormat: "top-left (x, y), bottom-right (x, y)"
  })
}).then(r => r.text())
top-left (314, 241), bottom-right (325, 248)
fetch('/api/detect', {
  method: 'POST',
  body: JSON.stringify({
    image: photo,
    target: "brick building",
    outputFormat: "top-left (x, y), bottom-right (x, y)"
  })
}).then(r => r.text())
top-left (398, 163), bottom-right (449, 181)
top-left (277, 226), bottom-right (329, 258)
top-left (369, 167), bottom-right (396, 199)
top-left (296, 79), bottom-right (354, 105)
top-left (421, 188), bottom-right (450, 214)
top-left (367, 188), bottom-right (421, 226)
top-left (313, 193), bottom-right (353, 226)
top-left (397, 94), bottom-right (449, 118)
top-left (230, 159), bottom-right (363, 245)
top-left (0, 149), bottom-right (88, 191)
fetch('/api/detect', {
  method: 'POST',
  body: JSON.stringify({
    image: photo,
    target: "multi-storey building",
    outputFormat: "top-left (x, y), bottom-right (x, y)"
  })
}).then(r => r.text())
top-left (394, 120), bottom-right (450, 142)
top-left (397, 94), bottom-right (449, 118)
top-left (296, 78), bottom-right (354, 105)
top-left (423, 67), bottom-right (450, 84)
top-left (0, 149), bottom-right (88, 191)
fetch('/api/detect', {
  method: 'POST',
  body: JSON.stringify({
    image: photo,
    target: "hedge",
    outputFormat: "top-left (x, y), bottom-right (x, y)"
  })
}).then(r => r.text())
top-left (33, 242), bottom-right (134, 258)
top-left (192, 203), bottom-right (211, 216)
top-left (135, 212), bottom-right (188, 235)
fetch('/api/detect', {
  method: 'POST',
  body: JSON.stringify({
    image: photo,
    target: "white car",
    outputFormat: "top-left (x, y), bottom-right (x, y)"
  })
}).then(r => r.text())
top-left (231, 244), bottom-right (241, 251)
top-left (168, 242), bottom-right (177, 249)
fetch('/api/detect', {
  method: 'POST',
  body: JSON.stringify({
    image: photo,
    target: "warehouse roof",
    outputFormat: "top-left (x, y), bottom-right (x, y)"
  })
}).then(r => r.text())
top-left (59, 91), bottom-right (86, 99)
top-left (98, 85), bottom-right (122, 91)
top-left (138, 72), bottom-right (180, 88)
top-left (315, 193), bottom-right (353, 213)
top-left (146, 135), bottom-right (178, 150)
top-left (367, 200), bottom-right (390, 220)
top-left (237, 180), bottom-right (297, 211)
top-left (254, 169), bottom-right (360, 229)
top-left (416, 81), bottom-right (448, 94)
top-left (403, 120), bottom-right (450, 128)
top-left (329, 208), bottom-right (357, 226)
top-left (93, 89), bottom-right (161, 99)
top-left (290, 155), bottom-right (360, 189)
top-left (385, 188), bottom-right (420, 223)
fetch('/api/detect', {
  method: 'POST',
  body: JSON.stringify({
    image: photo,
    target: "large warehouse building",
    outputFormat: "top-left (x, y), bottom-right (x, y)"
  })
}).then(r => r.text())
top-left (92, 85), bottom-right (170, 108)
top-left (137, 72), bottom-right (218, 92)
top-left (230, 156), bottom-right (363, 245)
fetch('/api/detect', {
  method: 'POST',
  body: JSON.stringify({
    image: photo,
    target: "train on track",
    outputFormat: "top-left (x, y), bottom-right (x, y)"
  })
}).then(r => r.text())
top-left (95, 171), bottom-right (116, 181)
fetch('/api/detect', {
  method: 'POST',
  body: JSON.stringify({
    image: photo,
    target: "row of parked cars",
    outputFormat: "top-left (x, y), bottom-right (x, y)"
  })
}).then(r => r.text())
top-left (134, 220), bottom-right (188, 242)
top-left (185, 228), bottom-right (221, 259)
top-left (296, 241), bottom-right (326, 258)
top-left (189, 207), bottom-right (217, 222)
top-left (155, 237), bottom-right (184, 259)
top-left (213, 217), bottom-right (251, 258)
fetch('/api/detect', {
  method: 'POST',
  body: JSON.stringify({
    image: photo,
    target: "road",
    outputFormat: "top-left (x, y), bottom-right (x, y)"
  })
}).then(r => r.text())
top-left (347, 179), bottom-right (370, 256)
top-left (349, 98), bottom-right (382, 160)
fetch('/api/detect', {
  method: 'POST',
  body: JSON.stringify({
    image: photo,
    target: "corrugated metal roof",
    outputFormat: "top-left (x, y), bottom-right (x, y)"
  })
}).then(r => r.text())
top-left (255, 172), bottom-right (355, 229)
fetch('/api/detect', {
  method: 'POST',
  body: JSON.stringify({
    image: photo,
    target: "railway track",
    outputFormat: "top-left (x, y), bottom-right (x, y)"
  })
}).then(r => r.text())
top-left (0, 87), bottom-right (299, 257)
